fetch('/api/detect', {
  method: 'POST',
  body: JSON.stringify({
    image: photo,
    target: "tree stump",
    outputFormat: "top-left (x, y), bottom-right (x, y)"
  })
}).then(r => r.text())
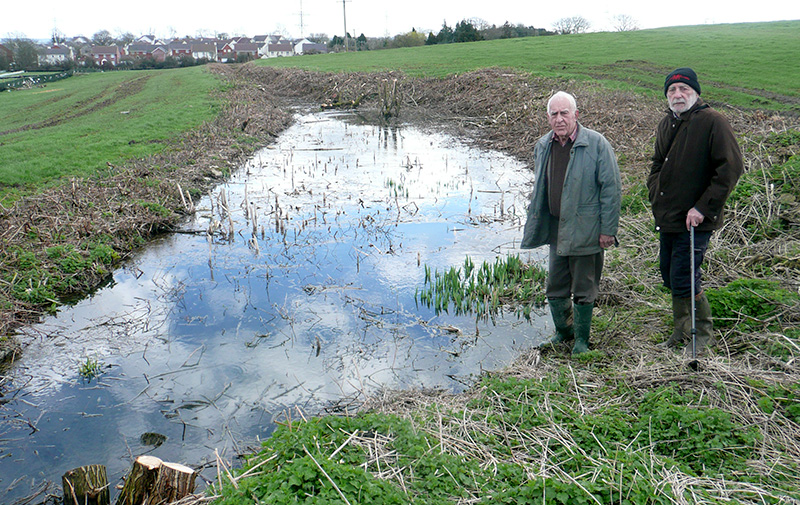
top-left (147, 462), bottom-right (197, 505)
top-left (114, 455), bottom-right (163, 505)
top-left (62, 464), bottom-right (110, 505)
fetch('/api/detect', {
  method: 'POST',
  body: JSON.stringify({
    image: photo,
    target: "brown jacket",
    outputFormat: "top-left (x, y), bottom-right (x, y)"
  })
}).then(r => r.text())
top-left (647, 99), bottom-right (743, 233)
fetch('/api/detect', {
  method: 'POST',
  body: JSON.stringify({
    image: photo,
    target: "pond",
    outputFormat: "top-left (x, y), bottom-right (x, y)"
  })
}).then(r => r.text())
top-left (0, 111), bottom-right (549, 502)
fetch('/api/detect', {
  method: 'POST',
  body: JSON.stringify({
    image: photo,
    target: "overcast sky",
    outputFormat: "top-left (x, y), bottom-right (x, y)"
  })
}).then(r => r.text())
top-left (4, 0), bottom-right (799, 41)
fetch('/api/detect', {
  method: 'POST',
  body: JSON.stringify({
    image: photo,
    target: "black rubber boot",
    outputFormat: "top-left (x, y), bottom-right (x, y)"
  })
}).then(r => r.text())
top-left (690, 292), bottom-right (714, 357)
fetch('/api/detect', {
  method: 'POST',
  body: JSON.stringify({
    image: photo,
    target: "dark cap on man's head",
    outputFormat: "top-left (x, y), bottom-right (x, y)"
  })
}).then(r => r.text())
top-left (664, 68), bottom-right (701, 96)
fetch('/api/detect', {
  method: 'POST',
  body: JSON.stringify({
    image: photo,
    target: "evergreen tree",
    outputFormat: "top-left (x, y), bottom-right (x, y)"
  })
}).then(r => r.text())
top-left (436, 22), bottom-right (454, 44)
top-left (453, 20), bottom-right (483, 43)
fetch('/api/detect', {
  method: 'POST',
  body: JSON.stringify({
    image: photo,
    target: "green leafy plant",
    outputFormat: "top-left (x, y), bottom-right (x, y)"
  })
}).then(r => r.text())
top-left (634, 386), bottom-right (761, 476)
top-left (137, 200), bottom-right (172, 218)
top-left (707, 278), bottom-right (799, 329)
top-left (78, 356), bottom-right (104, 380)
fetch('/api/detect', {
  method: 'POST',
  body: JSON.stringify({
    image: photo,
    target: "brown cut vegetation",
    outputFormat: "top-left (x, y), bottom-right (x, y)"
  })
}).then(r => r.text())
top-left (1, 63), bottom-right (799, 504)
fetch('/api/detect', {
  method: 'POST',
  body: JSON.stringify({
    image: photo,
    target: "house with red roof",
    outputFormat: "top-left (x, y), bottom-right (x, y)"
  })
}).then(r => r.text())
top-left (91, 45), bottom-right (121, 66)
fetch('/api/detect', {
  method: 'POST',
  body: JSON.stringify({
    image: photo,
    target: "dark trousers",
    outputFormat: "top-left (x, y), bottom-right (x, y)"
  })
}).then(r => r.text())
top-left (546, 247), bottom-right (604, 305)
top-left (546, 218), bottom-right (604, 305)
top-left (659, 230), bottom-right (712, 298)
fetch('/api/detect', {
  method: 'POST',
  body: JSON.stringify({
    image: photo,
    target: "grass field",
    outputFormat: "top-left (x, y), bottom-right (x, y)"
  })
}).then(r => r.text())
top-left (0, 66), bottom-right (221, 201)
top-left (256, 21), bottom-right (800, 110)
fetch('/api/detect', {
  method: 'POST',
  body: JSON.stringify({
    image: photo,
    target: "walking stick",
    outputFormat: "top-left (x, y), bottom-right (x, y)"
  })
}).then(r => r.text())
top-left (688, 225), bottom-right (699, 370)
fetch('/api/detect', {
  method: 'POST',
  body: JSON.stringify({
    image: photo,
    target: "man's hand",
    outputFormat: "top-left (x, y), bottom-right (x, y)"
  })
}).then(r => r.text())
top-left (599, 234), bottom-right (615, 249)
top-left (686, 207), bottom-right (705, 229)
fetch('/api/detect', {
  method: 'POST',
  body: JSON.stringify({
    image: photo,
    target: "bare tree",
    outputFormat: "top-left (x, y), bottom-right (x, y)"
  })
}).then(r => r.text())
top-left (91, 30), bottom-right (114, 45)
top-left (612, 14), bottom-right (640, 32)
top-left (554, 16), bottom-right (591, 35)
top-left (307, 33), bottom-right (329, 44)
top-left (2, 36), bottom-right (40, 69)
top-left (116, 31), bottom-right (137, 46)
top-left (467, 17), bottom-right (491, 31)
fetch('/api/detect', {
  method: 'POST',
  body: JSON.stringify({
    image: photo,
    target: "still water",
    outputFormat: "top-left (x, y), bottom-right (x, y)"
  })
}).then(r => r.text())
top-left (0, 111), bottom-right (548, 501)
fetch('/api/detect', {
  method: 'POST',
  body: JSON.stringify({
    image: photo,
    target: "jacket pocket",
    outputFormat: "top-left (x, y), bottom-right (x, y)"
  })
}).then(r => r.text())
top-left (647, 173), bottom-right (659, 203)
top-left (576, 203), bottom-right (600, 216)
top-left (572, 204), bottom-right (601, 251)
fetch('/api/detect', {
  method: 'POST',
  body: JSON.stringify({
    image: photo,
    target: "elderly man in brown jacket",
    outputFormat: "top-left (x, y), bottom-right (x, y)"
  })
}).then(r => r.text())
top-left (648, 67), bottom-right (743, 355)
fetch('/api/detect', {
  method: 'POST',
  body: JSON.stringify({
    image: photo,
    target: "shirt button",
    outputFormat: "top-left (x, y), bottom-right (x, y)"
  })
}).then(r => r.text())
top-left (660, 192), bottom-right (664, 196)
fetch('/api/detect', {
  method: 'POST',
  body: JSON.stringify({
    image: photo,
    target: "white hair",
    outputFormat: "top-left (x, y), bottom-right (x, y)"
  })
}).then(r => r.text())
top-left (547, 91), bottom-right (578, 114)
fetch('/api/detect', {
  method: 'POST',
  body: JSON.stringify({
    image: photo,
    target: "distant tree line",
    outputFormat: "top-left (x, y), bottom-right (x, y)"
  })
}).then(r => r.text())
top-left (1, 37), bottom-right (40, 70)
top-left (322, 19), bottom-right (557, 52)
top-left (425, 20), bottom-right (485, 44)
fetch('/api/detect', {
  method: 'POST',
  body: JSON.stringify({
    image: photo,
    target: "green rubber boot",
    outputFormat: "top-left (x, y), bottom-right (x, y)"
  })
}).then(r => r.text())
top-left (546, 297), bottom-right (574, 345)
top-left (658, 297), bottom-right (691, 350)
top-left (572, 303), bottom-right (593, 355)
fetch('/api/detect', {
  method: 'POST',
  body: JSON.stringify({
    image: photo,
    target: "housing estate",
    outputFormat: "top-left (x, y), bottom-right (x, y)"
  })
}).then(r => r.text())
top-left (80, 34), bottom-right (328, 67)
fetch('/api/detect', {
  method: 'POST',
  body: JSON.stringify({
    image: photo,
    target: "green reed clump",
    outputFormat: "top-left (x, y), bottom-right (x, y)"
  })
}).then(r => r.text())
top-left (415, 254), bottom-right (546, 321)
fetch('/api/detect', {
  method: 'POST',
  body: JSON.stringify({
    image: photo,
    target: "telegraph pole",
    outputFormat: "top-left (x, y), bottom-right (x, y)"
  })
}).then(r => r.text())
top-left (299, 0), bottom-right (304, 38)
top-left (341, 0), bottom-right (351, 52)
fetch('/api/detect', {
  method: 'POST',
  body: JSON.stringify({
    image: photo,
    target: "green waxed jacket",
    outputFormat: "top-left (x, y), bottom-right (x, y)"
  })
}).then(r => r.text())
top-left (521, 124), bottom-right (621, 256)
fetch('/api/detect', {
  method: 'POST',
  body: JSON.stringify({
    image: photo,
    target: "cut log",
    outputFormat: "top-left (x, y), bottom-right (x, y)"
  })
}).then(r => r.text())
top-left (114, 455), bottom-right (163, 505)
top-left (62, 464), bottom-right (110, 505)
top-left (146, 462), bottom-right (197, 505)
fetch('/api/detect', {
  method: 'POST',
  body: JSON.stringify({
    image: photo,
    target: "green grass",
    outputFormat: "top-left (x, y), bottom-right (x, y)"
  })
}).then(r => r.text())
top-left (0, 66), bottom-right (221, 199)
top-left (257, 21), bottom-right (800, 110)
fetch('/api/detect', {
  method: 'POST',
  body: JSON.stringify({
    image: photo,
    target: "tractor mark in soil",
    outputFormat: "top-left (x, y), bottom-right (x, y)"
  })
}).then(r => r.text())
top-left (0, 75), bottom-right (153, 136)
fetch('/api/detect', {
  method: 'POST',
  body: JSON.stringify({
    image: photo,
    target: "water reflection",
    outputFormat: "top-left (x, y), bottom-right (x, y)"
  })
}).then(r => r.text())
top-left (0, 112), bottom-right (547, 502)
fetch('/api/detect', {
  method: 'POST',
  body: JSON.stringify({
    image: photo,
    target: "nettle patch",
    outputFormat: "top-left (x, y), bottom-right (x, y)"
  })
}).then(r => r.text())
top-left (211, 363), bottom-right (799, 505)
top-left (3, 236), bottom-right (120, 306)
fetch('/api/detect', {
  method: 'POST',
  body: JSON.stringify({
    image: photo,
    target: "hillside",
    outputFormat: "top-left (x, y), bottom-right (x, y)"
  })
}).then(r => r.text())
top-left (255, 20), bottom-right (800, 112)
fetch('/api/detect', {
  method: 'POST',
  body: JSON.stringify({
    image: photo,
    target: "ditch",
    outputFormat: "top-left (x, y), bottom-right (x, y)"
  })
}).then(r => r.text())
top-left (0, 110), bottom-right (548, 502)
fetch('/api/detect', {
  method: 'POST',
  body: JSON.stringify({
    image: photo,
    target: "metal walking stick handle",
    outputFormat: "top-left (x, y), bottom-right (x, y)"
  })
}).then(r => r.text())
top-left (690, 225), bottom-right (697, 361)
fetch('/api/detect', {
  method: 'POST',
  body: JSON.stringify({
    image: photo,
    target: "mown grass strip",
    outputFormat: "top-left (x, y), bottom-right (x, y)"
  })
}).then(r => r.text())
top-left (0, 66), bottom-right (222, 200)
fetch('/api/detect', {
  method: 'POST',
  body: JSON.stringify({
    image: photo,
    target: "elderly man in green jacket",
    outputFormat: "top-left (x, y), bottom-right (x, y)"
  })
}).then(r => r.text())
top-left (521, 91), bottom-right (621, 355)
